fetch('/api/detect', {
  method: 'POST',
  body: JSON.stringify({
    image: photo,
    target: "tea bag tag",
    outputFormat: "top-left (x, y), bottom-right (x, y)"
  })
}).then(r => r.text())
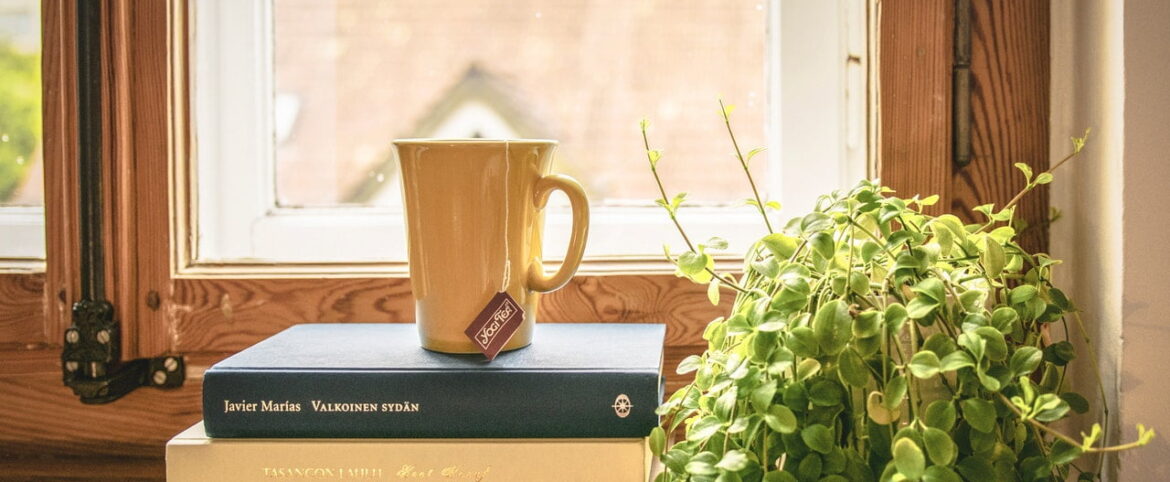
top-left (464, 291), bottom-right (525, 361)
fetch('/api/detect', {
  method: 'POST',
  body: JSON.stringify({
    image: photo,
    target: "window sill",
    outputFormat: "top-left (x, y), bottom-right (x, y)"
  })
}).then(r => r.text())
top-left (173, 255), bottom-right (746, 279)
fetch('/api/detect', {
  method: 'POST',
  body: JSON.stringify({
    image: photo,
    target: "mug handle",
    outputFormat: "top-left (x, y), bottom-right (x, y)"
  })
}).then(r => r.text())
top-left (527, 174), bottom-right (590, 293)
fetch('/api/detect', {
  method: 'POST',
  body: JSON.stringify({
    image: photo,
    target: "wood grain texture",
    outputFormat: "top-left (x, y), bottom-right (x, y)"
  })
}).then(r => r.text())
top-left (954, 0), bottom-right (1049, 253)
top-left (42, 0), bottom-right (80, 348)
top-left (0, 456), bottom-right (163, 481)
top-left (0, 274), bottom-right (46, 346)
top-left (110, 0), bottom-right (174, 358)
top-left (0, 349), bottom-right (202, 457)
top-left (664, 344), bottom-right (702, 395)
top-left (168, 275), bottom-right (729, 353)
top-left (879, 0), bottom-right (1049, 252)
top-left (103, 0), bottom-right (141, 359)
top-left (878, 0), bottom-right (953, 215)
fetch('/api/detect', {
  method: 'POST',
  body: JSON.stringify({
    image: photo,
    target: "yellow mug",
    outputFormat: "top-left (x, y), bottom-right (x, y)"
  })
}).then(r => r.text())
top-left (394, 139), bottom-right (589, 353)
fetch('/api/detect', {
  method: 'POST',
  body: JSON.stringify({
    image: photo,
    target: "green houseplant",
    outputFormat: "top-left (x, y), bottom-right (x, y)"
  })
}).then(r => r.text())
top-left (643, 104), bottom-right (1153, 482)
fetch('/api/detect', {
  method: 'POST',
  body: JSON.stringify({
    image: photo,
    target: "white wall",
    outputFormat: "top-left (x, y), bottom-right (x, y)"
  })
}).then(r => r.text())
top-left (1051, 0), bottom-right (1170, 479)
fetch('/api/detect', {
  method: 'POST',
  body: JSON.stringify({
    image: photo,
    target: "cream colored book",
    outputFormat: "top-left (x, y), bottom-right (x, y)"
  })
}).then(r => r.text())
top-left (167, 422), bottom-right (653, 482)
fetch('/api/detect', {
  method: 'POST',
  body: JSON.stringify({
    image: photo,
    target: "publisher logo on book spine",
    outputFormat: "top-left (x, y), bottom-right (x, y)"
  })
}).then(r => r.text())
top-left (612, 394), bottom-right (633, 418)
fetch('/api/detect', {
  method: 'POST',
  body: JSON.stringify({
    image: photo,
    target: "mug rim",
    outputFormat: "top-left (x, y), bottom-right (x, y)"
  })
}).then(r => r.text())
top-left (393, 138), bottom-right (558, 146)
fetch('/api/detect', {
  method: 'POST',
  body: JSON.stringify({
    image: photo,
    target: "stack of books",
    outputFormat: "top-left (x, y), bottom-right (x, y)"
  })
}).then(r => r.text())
top-left (167, 323), bottom-right (665, 481)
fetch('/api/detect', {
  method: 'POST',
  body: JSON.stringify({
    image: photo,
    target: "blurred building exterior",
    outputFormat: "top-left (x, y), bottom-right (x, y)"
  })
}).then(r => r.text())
top-left (273, 0), bottom-right (767, 208)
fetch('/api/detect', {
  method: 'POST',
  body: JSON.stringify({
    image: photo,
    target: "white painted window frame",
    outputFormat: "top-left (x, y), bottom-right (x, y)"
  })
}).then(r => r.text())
top-left (0, 206), bottom-right (45, 265)
top-left (188, 0), bottom-right (868, 273)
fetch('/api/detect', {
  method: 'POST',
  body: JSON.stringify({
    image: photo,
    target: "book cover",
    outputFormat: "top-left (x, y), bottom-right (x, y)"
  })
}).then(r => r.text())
top-left (167, 422), bottom-right (653, 482)
top-left (202, 323), bottom-right (664, 438)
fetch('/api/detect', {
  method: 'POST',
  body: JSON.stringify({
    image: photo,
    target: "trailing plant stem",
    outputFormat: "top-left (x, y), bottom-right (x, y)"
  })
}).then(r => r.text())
top-left (642, 125), bottom-right (751, 296)
top-left (978, 148), bottom-right (1081, 234)
top-left (718, 98), bottom-right (774, 234)
top-left (995, 392), bottom-right (1142, 454)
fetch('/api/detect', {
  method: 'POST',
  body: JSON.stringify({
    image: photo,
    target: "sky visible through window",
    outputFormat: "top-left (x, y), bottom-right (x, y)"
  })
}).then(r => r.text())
top-left (273, 0), bottom-right (767, 209)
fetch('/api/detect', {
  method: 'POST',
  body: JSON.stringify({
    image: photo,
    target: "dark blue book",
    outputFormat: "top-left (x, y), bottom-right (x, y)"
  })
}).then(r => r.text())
top-left (202, 323), bottom-right (664, 438)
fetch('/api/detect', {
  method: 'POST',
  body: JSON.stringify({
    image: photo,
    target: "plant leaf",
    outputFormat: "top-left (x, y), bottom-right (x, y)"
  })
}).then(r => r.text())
top-left (687, 415), bottom-right (723, 441)
top-left (745, 147), bottom-right (767, 163)
top-left (707, 279), bottom-right (721, 305)
top-left (678, 251), bottom-right (709, 276)
top-left (764, 471), bottom-right (799, 482)
top-left (676, 354), bottom-right (703, 374)
top-left (649, 426), bottom-right (666, 455)
top-left (1049, 439), bottom-right (1083, 466)
top-left (981, 237), bottom-right (1006, 278)
top-left (912, 278), bottom-right (947, 303)
top-left (893, 437), bottom-right (926, 480)
top-left (796, 358), bottom-right (821, 381)
top-left (1009, 346), bottom-right (1043, 377)
top-left (1061, 392), bottom-right (1090, 414)
top-left (838, 349), bottom-right (870, 388)
top-left (867, 391), bottom-right (901, 425)
top-left (884, 375), bottom-right (908, 410)
top-left (801, 212), bottom-right (835, 233)
top-left (923, 427), bottom-right (957, 466)
top-left (885, 303), bottom-right (909, 337)
top-left (922, 465), bottom-right (963, 482)
top-left (940, 348), bottom-right (978, 372)
top-left (907, 297), bottom-right (940, 320)
top-left (813, 299), bottom-right (853, 355)
top-left (764, 404), bottom-right (798, 434)
top-left (1015, 162), bottom-right (1034, 182)
top-left (956, 456), bottom-right (996, 481)
top-left (925, 400), bottom-right (957, 431)
top-left (685, 451), bottom-right (719, 475)
top-left (909, 350), bottom-right (941, 379)
top-left (961, 398), bottom-right (996, 433)
top-left (1009, 285), bottom-right (1039, 305)
top-left (802, 424), bottom-right (835, 454)
top-left (752, 257), bottom-right (780, 278)
top-left (722, 103), bottom-right (737, 118)
top-left (811, 232), bottom-right (836, 259)
top-left (975, 326), bottom-right (1008, 361)
top-left (808, 379), bottom-right (846, 407)
top-left (705, 236), bottom-right (729, 250)
top-left (716, 449), bottom-right (750, 471)
top-left (751, 380), bottom-right (777, 413)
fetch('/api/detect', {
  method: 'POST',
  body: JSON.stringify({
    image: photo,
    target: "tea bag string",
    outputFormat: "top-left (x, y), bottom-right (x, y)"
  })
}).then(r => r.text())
top-left (500, 140), bottom-right (511, 293)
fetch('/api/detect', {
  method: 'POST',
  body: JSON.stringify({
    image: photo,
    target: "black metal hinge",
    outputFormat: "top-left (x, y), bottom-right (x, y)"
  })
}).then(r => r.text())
top-left (953, 0), bottom-right (973, 168)
top-left (62, 0), bottom-right (184, 404)
top-left (62, 300), bottom-right (184, 404)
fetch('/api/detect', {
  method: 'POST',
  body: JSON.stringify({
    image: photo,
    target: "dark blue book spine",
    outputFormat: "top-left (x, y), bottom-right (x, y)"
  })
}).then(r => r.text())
top-left (202, 369), bottom-right (660, 438)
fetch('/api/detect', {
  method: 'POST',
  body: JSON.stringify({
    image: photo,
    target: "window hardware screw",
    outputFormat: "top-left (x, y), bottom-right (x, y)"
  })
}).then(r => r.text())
top-left (153, 370), bottom-right (167, 385)
top-left (66, 329), bottom-right (79, 344)
top-left (164, 357), bottom-right (179, 372)
top-left (96, 330), bottom-right (110, 344)
top-left (65, 361), bottom-right (78, 372)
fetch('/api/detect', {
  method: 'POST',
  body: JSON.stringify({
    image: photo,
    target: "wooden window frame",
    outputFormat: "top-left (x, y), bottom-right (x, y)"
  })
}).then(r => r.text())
top-left (1, 0), bottom-right (1050, 478)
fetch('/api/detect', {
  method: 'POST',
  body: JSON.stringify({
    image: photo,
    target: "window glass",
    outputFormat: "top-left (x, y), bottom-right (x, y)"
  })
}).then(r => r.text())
top-left (273, 0), bottom-right (766, 208)
top-left (0, 0), bottom-right (41, 206)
